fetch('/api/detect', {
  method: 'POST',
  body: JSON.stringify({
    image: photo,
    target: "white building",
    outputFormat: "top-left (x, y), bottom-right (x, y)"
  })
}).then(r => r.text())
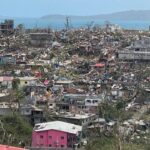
top-left (118, 50), bottom-right (150, 60)
top-left (118, 37), bottom-right (150, 60)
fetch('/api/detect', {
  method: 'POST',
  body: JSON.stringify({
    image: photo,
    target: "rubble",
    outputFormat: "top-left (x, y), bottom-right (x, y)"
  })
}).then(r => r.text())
top-left (0, 20), bottom-right (150, 149)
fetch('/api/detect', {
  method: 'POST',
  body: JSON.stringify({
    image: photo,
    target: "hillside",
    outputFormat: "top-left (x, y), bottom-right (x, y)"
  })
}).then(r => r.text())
top-left (41, 10), bottom-right (150, 21)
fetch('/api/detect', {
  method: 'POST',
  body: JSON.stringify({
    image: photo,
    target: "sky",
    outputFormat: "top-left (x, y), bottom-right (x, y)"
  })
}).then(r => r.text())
top-left (0, 0), bottom-right (150, 18)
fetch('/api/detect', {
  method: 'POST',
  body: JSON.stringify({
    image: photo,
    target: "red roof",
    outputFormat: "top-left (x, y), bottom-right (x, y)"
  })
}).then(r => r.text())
top-left (0, 145), bottom-right (27, 150)
top-left (93, 63), bottom-right (105, 68)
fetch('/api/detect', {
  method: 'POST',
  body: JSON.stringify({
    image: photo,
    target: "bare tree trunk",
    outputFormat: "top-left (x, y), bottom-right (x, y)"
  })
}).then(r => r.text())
top-left (0, 120), bottom-right (6, 143)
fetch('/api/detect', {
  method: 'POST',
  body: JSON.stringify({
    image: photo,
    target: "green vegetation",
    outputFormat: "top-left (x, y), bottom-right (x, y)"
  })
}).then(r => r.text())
top-left (85, 137), bottom-right (150, 150)
top-left (0, 114), bottom-right (32, 147)
top-left (98, 101), bottom-right (130, 121)
top-left (85, 101), bottom-right (150, 150)
top-left (85, 137), bottom-right (149, 150)
top-left (12, 78), bottom-right (20, 90)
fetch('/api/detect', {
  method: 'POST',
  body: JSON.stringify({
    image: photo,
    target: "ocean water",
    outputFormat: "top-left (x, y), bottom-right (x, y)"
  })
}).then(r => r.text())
top-left (0, 18), bottom-right (150, 30)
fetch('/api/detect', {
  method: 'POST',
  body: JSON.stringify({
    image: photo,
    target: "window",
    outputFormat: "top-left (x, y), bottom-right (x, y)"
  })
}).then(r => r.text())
top-left (40, 135), bottom-right (43, 139)
top-left (26, 109), bottom-right (30, 113)
top-left (67, 137), bottom-right (71, 142)
top-left (135, 48), bottom-right (140, 51)
top-left (86, 100), bottom-right (91, 103)
top-left (61, 136), bottom-right (64, 140)
top-left (49, 136), bottom-right (52, 139)
top-left (49, 144), bottom-right (52, 147)
top-left (93, 100), bottom-right (98, 103)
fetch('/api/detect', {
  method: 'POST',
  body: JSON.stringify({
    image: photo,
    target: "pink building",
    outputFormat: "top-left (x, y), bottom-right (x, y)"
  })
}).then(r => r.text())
top-left (32, 121), bottom-right (82, 148)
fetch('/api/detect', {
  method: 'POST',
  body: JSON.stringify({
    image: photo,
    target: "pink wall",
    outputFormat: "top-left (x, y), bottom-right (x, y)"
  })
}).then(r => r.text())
top-left (47, 130), bottom-right (67, 148)
top-left (32, 131), bottom-right (48, 148)
top-left (32, 129), bottom-right (77, 148)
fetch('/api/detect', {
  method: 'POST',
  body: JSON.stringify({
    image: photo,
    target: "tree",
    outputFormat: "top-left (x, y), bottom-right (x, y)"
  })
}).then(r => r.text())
top-left (99, 101), bottom-right (119, 121)
top-left (97, 101), bottom-right (132, 150)
top-left (0, 114), bottom-right (32, 147)
top-left (12, 78), bottom-right (20, 90)
top-left (14, 89), bottom-right (25, 111)
top-left (8, 89), bottom-right (25, 113)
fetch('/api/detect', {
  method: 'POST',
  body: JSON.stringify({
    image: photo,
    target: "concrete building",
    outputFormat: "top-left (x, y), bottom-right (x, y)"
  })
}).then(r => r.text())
top-left (133, 37), bottom-right (150, 51)
top-left (0, 76), bottom-right (14, 89)
top-left (20, 105), bottom-right (44, 125)
top-left (18, 77), bottom-right (38, 87)
top-left (0, 54), bottom-right (16, 65)
top-left (118, 50), bottom-right (150, 61)
top-left (118, 37), bottom-right (150, 61)
top-left (0, 101), bottom-right (18, 116)
top-left (30, 33), bottom-right (51, 47)
top-left (57, 113), bottom-right (97, 127)
top-left (32, 121), bottom-right (82, 149)
top-left (0, 20), bottom-right (14, 34)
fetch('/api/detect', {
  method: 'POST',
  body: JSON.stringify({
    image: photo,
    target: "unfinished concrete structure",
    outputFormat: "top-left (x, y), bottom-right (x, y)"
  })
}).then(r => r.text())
top-left (29, 33), bottom-right (51, 47)
top-left (118, 37), bottom-right (150, 61)
top-left (0, 20), bottom-right (14, 34)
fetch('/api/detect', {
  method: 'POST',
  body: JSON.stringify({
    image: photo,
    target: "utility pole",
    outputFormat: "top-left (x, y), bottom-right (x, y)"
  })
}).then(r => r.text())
top-left (65, 17), bottom-right (70, 30)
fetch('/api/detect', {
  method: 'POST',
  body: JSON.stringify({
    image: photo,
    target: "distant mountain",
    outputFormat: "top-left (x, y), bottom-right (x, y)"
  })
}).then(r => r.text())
top-left (41, 15), bottom-right (67, 20)
top-left (0, 15), bottom-right (4, 18)
top-left (41, 10), bottom-right (150, 21)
